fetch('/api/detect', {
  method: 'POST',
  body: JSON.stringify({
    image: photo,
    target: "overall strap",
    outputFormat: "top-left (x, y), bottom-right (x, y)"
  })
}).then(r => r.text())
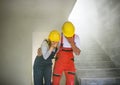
top-left (60, 33), bottom-right (63, 47)
top-left (61, 33), bottom-right (75, 47)
top-left (60, 33), bottom-right (75, 52)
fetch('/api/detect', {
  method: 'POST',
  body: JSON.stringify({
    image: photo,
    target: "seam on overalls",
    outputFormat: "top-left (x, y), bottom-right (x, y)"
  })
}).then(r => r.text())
top-left (68, 71), bottom-right (75, 75)
top-left (53, 73), bottom-right (61, 77)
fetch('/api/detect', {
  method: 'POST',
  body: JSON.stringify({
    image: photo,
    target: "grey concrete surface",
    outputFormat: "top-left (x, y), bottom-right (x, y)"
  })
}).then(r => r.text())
top-left (91, 0), bottom-right (120, 67)
top-left (0, 0), bottom-right (76, 85)
top-left (75, 34), bottom-right (120, 85)
top-left (1, 0), bottom-right (120, 85)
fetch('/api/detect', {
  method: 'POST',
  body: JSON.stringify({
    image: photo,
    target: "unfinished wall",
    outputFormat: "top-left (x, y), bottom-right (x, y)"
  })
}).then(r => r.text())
top-left (0, 0), bottom-right (76, 85)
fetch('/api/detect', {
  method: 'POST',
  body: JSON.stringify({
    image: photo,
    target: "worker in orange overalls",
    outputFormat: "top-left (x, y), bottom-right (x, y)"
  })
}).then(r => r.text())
top-left (52, 21), bottom-right (81, 85)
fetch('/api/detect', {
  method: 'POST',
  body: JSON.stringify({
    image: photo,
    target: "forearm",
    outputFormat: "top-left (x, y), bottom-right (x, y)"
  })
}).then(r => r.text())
top-left (71, 43), bottom-right (81, 55)
top-left (37, 48), bottom-right (42, 56)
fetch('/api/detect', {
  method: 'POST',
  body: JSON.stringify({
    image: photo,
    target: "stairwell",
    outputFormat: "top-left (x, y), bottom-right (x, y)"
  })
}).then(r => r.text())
top-left (75, 35), bottom-right (120, 85)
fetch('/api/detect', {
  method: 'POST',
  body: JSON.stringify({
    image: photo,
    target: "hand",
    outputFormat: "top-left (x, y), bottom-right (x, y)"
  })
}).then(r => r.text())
top-left (49, 42), bottom-right (58, 52)
top-left (51, 42), bottom-right (58, 48)
top-left (37, 48), bottom-right (42, 56)
top-left (66, 37), bottom-right (75, 45)
top-left (66, 37), bottom-right (81, 55)
top-left (72, 46), bottom-right (81, 55)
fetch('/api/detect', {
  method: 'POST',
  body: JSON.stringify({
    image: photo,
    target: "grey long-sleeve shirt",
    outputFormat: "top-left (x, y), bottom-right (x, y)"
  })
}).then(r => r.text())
top-left (41, 40), bottom-right (56, 60)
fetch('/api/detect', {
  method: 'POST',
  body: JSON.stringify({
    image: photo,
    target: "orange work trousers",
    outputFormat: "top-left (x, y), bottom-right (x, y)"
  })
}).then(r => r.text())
top-left (52, 48), bottom-right (76, 85)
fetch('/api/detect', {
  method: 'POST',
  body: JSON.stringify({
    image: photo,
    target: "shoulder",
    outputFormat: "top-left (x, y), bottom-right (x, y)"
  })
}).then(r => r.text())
top-left (41, 39), bottom-right (49, 46)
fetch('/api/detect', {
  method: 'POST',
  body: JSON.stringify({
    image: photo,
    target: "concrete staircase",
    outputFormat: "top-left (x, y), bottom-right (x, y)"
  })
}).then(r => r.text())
top-left (74, 35), bottom-right (120, 85)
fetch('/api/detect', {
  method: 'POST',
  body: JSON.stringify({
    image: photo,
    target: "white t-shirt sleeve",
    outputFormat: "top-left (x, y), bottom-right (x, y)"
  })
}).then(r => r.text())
top-left (74, 34), bottom-right (81, 49)
top-left (62, 34), bottom-right (81, 49)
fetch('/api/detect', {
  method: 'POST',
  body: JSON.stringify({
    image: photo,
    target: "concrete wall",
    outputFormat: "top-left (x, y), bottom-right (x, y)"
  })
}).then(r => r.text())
top-left (69, 0), bottom-right (120, 68)
top-left (74, 0), bottom-right (120, 67)
top-left (92, 0), bottom-right (120, 67)
top-left (1, 0), bottom-right (120, 85)
top-left (0, 0), bottom-right (76, 85)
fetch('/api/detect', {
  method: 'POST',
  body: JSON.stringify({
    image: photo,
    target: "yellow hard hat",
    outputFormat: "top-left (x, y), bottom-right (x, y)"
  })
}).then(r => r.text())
top-left (62, 21), bottom-right (75, 37)
top-left (48, 30), bottom-right (60, 42)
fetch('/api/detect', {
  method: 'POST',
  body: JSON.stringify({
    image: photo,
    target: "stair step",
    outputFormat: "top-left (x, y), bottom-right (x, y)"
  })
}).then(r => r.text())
top-left (76, 69), bottom-right (120, 78)
top-left (81, 45), bottom-right (102, 51)
top-left (82, 51), bottom-right (106, 55)
top-left (78, 77), bottom-right (120, 85)
top-left (75, 61), bottom-right (116, 69)
top-left (75, 55), bottom-right (111, 61)
top-left (75, 64), bottom-right (120, 85)
top-left (79, 54), bottom-right (110, 58)
top-left (83, 49), bottom-right (106, 54)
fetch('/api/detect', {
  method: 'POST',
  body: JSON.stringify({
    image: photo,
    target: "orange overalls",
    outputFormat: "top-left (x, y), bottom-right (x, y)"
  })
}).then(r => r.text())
top-left (52, 34), bottom-right (76, 85)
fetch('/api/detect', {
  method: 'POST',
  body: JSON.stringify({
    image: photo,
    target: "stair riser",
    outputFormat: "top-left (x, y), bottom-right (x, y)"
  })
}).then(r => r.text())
top-left (79, 78), bottom-right (120, 85)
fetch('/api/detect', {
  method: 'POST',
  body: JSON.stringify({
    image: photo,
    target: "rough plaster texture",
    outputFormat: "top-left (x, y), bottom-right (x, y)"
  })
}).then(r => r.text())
top-left (74, 0), bottom-right (120, 67)
top-left (93, 0), bottom-right (120, 67)
top-left (0, 0), bottom-right (76, 85)
top-left (1, 0), bottom-right (120, 85)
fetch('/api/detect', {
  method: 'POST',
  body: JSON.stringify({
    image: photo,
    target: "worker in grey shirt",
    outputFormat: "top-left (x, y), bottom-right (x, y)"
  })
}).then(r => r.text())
top-left (33, 30), bottom-right (60, 85)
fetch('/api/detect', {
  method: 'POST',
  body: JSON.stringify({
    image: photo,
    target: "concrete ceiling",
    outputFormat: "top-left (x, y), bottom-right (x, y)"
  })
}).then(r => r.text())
top-left (1, 0), bottom-right (76, 32)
